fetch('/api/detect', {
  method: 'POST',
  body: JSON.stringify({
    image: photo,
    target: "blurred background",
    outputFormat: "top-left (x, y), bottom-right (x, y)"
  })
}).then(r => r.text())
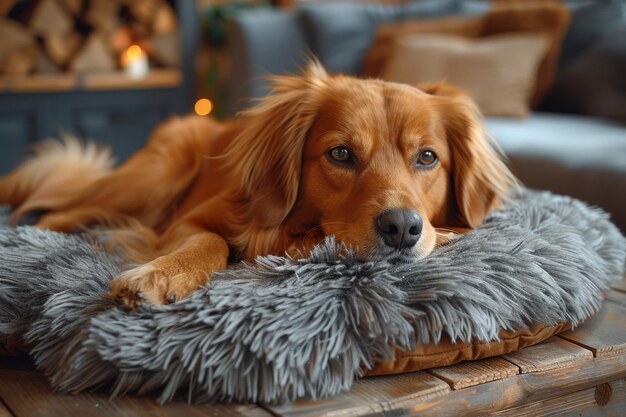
top-left (0, 0), bottom-right (624, 230)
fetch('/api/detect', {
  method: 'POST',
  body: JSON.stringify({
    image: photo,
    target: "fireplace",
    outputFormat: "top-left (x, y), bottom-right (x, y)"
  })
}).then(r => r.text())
top-left (0, 0), bottom-right (198, 174)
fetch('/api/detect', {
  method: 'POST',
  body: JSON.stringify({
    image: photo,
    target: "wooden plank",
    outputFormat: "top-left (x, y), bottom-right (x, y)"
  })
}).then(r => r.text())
top-left (382, 349), bottom-right (626, 417)
top-left (559, 299), bottom-right (626, 358)
top-left (0, 369), bottom-right (270, 417)
top-left (83, 69), bottom-right (182, 90)
top-left (0, 399), bottom-right (14, 417)
top-left (503, 336), bottom-right (593, 373)
top-left (490, 378), bottom-right (626, 417)
top-left (428, 357), bottom-right (519, 390)
top-left (268, 372), bottom-right (449, 417)
top-left (0, 70), bottom-right (182, 93)
top-left (9, 74), bottom-right (77, 92)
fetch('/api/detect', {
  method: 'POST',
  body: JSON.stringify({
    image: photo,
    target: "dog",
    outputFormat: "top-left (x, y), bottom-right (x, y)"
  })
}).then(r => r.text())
top-left (0, 63), bottom-right (516, 308)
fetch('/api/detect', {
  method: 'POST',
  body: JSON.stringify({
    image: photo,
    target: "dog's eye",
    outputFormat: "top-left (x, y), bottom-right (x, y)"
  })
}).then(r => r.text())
top-left (328, 146), bottom-right (354, 165)
top-left (416, 150), bottom-right (438, 167)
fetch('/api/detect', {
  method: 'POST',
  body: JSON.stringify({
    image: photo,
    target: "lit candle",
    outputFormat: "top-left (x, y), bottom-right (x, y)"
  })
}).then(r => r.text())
top-left (123, 45), bottom-right (149, 79)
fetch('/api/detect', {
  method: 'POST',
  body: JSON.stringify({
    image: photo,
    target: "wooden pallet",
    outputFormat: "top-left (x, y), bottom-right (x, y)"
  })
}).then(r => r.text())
top-left (1, 277), bottom-right (625, 417)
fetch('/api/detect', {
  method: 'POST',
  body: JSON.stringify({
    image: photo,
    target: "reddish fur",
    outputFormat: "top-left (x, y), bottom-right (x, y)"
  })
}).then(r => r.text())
top-left (0, 64), bottom-right (517, 306)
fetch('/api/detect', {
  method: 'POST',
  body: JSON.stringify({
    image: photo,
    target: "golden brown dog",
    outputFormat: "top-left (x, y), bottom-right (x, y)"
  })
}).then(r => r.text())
top-left (0, 63), bottom-right (516, 307)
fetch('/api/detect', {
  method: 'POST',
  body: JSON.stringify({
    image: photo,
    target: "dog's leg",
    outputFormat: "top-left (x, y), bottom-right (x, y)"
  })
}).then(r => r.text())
top-left (110, 224), bottom-right (229, 309)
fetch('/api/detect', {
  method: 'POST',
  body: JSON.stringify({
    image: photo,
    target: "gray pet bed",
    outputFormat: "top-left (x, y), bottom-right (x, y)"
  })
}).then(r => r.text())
top-left (0, 189), bottom-right (624, 404)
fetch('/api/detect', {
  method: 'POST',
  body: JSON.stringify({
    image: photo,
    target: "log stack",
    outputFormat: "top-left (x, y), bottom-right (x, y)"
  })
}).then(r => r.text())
top-left (0, 0), bottom-right (179, 79)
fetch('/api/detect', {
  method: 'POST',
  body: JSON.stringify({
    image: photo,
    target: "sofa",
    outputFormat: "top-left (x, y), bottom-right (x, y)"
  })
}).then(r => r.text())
top-left (226, 0), bottom-right (626, 232)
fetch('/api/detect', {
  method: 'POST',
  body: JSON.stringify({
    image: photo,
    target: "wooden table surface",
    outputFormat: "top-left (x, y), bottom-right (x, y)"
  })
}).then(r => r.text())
top-left (1, 277), bottom-right (625, 417)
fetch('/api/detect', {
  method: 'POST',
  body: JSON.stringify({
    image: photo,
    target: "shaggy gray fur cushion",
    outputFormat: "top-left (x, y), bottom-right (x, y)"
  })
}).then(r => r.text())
top-left (0, 189), bottom-right (624, 404)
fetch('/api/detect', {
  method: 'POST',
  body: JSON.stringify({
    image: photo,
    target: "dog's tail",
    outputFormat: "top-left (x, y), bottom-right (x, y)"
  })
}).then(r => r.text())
top-left (0, 136), bottom-right (115, 224)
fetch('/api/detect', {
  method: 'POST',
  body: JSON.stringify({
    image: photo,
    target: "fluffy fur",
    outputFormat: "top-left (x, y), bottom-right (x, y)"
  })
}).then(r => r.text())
top-left (0, 190), bottom-right (624, 403)
top-left (0, 63), bottom-right (516, 306)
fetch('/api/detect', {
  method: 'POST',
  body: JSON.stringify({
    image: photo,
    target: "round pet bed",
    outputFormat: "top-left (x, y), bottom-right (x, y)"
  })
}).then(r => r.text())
top-left (0, 189), bottom-right (624, 404)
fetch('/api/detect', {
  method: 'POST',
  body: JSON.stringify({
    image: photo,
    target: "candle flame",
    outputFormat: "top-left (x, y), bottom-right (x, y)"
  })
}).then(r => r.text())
top-left (126, 45), bottom-right (143, 61)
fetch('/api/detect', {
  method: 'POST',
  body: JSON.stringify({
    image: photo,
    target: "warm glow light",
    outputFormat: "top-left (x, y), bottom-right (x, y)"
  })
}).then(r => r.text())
top-left (195, 98), bottom-right (213, 116)
top-left (126, 44), bottom-right (143, 61)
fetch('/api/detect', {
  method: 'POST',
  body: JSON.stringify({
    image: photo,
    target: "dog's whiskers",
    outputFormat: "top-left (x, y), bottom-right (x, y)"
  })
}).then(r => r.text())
top-left (299, 223), bottom-right (351, 252)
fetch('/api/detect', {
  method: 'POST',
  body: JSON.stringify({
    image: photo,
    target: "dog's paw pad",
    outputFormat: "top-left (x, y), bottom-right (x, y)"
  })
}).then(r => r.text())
top-left (113, 288), bottom-right (143, 311)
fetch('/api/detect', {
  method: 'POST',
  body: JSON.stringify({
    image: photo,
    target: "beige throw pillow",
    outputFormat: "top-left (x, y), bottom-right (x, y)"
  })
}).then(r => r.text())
top-left (381, 33), bottom-right (550, 117)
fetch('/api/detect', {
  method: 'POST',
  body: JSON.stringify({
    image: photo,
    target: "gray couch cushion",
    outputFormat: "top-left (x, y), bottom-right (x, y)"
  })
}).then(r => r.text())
top-left (542, 24), bottom-right (626, 123)
top-left (559, 0), bottom-right (625, 67)
top-left (227, 1), bottom-right (462, 112)
top-left (300, 0), bottom-right (461, 74)
top-left (486, 112), bottom-right (626, 231)
top-left (488, 113), bottom-right (626, 171)
top-left (228, 9), bottom-right (309, 113)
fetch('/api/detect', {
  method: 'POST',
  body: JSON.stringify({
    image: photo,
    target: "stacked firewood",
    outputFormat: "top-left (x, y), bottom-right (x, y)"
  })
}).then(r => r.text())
top-left (0, 0), bottom-right (179, 76)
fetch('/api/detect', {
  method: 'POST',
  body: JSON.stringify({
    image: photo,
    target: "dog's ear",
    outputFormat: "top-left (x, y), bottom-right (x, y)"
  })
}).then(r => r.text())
top-left (225, 63), bottom-right (328, 228)
top-left (419, 82), bottom-right (518, 228)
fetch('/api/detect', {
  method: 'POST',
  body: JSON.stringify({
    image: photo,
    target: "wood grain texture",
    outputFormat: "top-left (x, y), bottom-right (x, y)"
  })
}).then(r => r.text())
top-left (268, 372), bottom-right (449, 417)
top-left (489, 378), bottom-right (626, 417)
top-left (428, 357), bottom-right (519, 390)
top-left (0, 369), bottom-right (270, 417)
top-left (595, 382), bottom-right (613, 406)
top-left (559, 299), bottom-right (626, 358)
top-left (386, 350), bottom-right (626, 417)
top-left (503, 336), bottom-right (593, 373)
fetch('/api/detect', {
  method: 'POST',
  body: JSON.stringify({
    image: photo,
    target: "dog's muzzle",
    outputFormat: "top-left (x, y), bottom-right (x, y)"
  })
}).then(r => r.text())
top-left (375, 208), bottom-right (422, 249)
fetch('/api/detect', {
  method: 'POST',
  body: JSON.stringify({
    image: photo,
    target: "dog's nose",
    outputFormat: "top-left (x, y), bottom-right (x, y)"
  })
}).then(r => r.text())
top-left (376, 209), bottom-right (423, 249)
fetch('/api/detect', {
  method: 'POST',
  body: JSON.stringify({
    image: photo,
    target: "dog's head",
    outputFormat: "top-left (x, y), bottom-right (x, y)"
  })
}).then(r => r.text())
top-left (228, 63), bottom-right (516, 259)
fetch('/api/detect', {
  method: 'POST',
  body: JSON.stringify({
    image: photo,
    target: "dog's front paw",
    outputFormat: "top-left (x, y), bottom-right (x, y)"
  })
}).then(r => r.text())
top-left (110, 262), bottom-right (209, 310)
top-left (110, 264), bottom-right (165, 310)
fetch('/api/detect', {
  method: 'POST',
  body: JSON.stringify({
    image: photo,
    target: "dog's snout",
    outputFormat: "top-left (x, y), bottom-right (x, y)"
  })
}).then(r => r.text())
top-left (376, 209), bottom-right (423, 249)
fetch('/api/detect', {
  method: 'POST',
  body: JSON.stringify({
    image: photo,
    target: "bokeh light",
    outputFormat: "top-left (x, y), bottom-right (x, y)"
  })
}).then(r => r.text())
top-left (194, 98), bottom-right (213, 116)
